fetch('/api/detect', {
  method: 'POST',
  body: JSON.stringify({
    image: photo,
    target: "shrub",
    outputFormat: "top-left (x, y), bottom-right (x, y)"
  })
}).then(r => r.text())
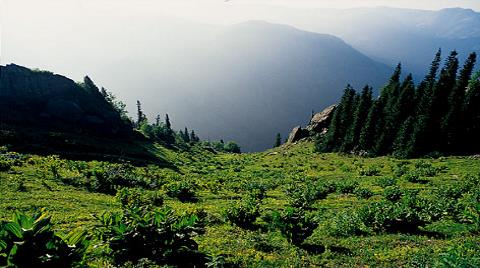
top-left (403, 172), bottom-right (430, 184)
top-left (116, 188), bottom-right (164, 208)
top-left (97, 205), bottom-right (207, 267)
top-left (358, 166), bottom-right (381, 176)
top-left (393, 162), bottom-right (409, 178)
top-left (358, 193), bottom-right (437, 233)
top-left (165, 181), bottom-right (197, 202)
top-left (245, 182), bottom-right (267, 201)
top-left (0, 210), bottom-right (89, 267)
top-left (336, 180), bottom-right (359, 194)
top-left (376, 177), bottom-right (397, 188)
top-left (414, 160), bottom-right (440, 177)
top-left (271, 207), bottom-right (318, 246)
top-left (328, 211), bottom-right (367, 237)
top-left (436, 240), bottom-right (480, 267)
top-left (225, 198), bottom-right (260, 229)
top-left (87, 164), bottom-right (150, 195)
top-left (383, 186), bottom-right (404, 201)
top-left (354, 188), bottom-right (374, 199)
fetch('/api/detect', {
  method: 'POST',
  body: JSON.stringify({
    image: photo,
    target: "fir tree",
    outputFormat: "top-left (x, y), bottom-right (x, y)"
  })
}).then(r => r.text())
top-left (274, 133), bottom-right (282, 148)
top-left (442, 52), bottom-right (476, 152)
top-left (320, 85), bottom-right (356, 151)
top-left (358, 100), bottom-right (383, 154)
top-left (136, 100), bottom-right (147, 126)
top-left (183, 127), bottom-right (190, 142)
top-left (165, 114), bottom-right (172, 130)
top-left (430, 50), bottom-right (459, 151)
top-left (464, 71), bottom-right (480, 153)
top-left (341, 85), bottom-right (373, 152)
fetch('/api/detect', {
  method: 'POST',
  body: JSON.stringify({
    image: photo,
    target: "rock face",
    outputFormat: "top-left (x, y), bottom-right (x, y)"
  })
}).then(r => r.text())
top-left (0, 64), bottom-right (132, 138)
top-left (306, 105), bottom-right (336, 133)
top-left (287, 126), bottom-right (309, 144)
top-left (287, 105), bottom-right (336, 143)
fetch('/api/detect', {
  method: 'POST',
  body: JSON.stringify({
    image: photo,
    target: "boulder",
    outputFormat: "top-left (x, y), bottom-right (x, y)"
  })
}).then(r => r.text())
top-left (306, 105), bottom-right (336, 133)
top-left (287, 126), bottom-right (309, 144)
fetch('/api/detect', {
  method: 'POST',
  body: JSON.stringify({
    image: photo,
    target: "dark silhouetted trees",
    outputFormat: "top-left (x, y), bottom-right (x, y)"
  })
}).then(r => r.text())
top-left (316, 50), bottom-right (480, 157)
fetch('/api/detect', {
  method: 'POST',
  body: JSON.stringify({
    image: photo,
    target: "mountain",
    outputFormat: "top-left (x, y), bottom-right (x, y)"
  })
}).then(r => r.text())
top-left (152, 21), bottom-right (392, 151)
top-left (248, 7), bottom-right (480, 77)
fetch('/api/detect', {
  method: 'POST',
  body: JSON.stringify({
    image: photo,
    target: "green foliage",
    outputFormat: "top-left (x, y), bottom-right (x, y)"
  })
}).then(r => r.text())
top-left (328, 210), bottom-right (368, 237)
top-left (116, 188), bottom-right (164, 208)
top-left (383, 186), bottom-right (404, 201)
top-left (87, 163), bottom-right (151, 195)
top-left (358, 165), bottom-right (381, 176)
top-left (0, 210), bottom-right (89, 267)
top-left (403, 171), bottom-right (430, 184)
top-left (225, 197), bottom-right (260, 228)
top-left (376, 177), bottom-right (397, 188)
top-left (354, 188), bottom-right (374, 199)
top-left (165, 181), bottom-right (198, 202)
top-left (97, 205), bottom-right (207, 267)
top-left (336, 179), bottom-right (359, 194)
top-left (437, 240), bottom-right (480, 267)
top-left (271, 207), bottom-right (318, 246)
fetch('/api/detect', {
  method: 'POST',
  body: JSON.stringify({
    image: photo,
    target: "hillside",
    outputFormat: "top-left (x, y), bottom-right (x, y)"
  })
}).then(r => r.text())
top-left (172, 21), bottom-right (391, 151)
top-left (0, 141), bottom-right (479, 266)
top-left (0, 64), bottom-right (163, 163)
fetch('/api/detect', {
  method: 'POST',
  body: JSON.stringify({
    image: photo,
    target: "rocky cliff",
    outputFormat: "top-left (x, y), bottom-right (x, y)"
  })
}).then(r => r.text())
top-left (0, 64), bottom-right (132, 138)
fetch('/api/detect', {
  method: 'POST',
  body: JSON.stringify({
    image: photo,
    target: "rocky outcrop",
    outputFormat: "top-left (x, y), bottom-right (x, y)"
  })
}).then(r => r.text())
top-left (287, 126), bottom-right (309, 144)
top-left (287, 105), bottom-right (336, 143)
top-left (306, 105), bottom-right (336, 133)
top-left (0, 64), bottom-right (132, 138)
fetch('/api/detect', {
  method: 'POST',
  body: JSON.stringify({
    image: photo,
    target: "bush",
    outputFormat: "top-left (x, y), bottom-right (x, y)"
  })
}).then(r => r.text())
top-left (414, 160), bottom-right (440, 177)
top-left (97, 205), bottom-right (207, 267)
top-left (86, 164), bottom-right (150, 195)
top-left (358, 166), bottom-right (381, 176)
top-left (328, 211), bottom-right (367, 237)
top-left (225, 198), bottom-right (260, 228)
top-left (436, 240), bottom-right (480, 267)
top-left (358, 193), bottom-right (437, 233)
top-left (403, 172), bottom-right (430, 184)
top-left (336, 180), bottom-right (359, 194)
top-left (354, 188), bottom-right (374, 199)
top-left (376, 177), bottom-right (397, 188)
top-left (165, 181), bottom-right (198, 202)
top-left (116, 188), bottom-right (164, 208)
top-left (0, 210), bottom-right (89, 267)
top-left (271, 207), bottom-right (318, 246)
top-left (383, 186), bottom-right (404, 201)
top-left (393, 162), bottom-right (409, 178)
top-left (285, 181), bottom-right (329, 209)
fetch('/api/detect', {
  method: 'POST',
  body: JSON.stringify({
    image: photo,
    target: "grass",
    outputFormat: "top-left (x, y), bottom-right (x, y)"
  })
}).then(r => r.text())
top-left (1, 140), bottom-right (479, 267)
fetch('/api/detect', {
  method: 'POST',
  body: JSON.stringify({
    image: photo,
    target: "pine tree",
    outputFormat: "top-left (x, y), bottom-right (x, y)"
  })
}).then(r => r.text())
top-left (358, 100), bottom-right (383, 154)
top-left (406, 50), bottom-right (443, 156)
top-left (442, 52), bottom-right (477, 152)
top-left (274, 133), bottom-right (282, 147)
top-left (136, 100), bottom-right (147, 127)
top-left (464, 71), bottom-right (480, 153)
top-left (183, 127), bottom-right (190, 142)
top-left (155, 115), bottom-right (161, 126)
top-left (341, 85), bottom-right (373, 152)
top-left (165, 114), bottom-right (172, 130)
top-left (320, 85), bottom-right (356, 152)
top-left (430, 50), bottom-right (459, 151)
top-left (374, 64), bottom-right (403, 155)
top-left (190, 130), bottom-right (199, 143)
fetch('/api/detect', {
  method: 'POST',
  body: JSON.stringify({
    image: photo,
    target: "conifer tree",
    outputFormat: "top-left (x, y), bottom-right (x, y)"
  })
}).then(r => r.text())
top-left (358, 100), bottom-right (383, 154)
top-left (190, 130), bottom-right (199, 143)
top-left (165, 114), bottom-right (172, 130)
top-left (464, 71), bottom-right (480, 153)
top-left (341, 85), bottom-right (373, 152)
top-left (374, 64), bottom-right (403, 155)
top-left (320, 85), bottom-right (356, 151)
top-left (429, 51), bottom-right (459, 151)
top-left (136, 100), bottom-right (147, 126)
top-left (406, 50), bottom-right (443, 156)
top-left (442, 53), bottom-right (476, 152)
top-left (274, 133), bottom-right (282, 148)
top-left (183, 127), bottom-right (190, 142)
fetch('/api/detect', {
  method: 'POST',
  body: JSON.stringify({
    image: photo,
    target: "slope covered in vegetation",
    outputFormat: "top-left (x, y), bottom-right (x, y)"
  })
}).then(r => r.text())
top-left (1, 141), bottom-right (479, 267)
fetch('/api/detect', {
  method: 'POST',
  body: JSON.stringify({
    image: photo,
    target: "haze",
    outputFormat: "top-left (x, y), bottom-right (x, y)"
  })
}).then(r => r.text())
top-left (1, 0), bottom-right (479, 151)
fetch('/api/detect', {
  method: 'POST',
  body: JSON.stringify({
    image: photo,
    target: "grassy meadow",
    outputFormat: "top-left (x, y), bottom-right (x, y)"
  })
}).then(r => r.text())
top-left (1, 142), bottom-right (479, 267)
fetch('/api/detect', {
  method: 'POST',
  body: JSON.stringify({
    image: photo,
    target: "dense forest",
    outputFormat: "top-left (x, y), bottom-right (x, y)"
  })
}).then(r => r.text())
top-left (317, 50), bottom-right (480, 157)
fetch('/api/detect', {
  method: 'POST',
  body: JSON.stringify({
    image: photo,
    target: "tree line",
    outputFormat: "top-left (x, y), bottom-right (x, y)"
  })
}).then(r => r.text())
top-left (317, 50), bottom-right (479, 157)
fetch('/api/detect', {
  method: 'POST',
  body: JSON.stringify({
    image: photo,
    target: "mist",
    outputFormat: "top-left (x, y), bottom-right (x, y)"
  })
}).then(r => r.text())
top-left (1, 0), bottom-right (479, 151)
